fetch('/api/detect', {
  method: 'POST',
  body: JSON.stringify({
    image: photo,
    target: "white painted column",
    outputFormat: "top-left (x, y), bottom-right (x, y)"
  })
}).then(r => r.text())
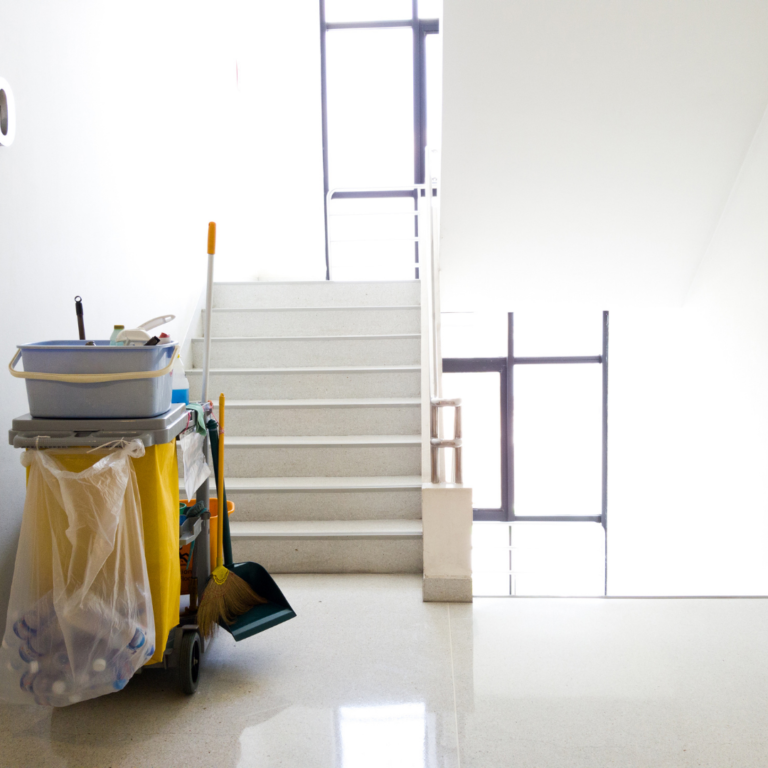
top-left (422, 485), bottom-right (473, 602)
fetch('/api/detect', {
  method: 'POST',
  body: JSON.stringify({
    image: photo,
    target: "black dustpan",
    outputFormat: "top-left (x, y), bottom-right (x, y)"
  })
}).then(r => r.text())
top-left (206, 419), bottom-right (296, 641)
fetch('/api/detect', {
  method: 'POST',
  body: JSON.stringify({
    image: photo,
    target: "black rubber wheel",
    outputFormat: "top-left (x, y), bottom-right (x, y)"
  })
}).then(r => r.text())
top-left (178, 630), bottom-right (201, 695)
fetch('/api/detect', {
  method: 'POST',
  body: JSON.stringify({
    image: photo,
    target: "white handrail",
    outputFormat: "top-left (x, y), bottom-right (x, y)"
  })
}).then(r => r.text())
top-left (323, 154), bottom-right (461, 484)
top-left (423, 148), bottom-right (462, 484)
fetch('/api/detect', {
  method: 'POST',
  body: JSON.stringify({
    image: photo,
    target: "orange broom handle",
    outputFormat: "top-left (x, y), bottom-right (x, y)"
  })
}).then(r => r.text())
top-left (217, 393), bottom-right (226, 570)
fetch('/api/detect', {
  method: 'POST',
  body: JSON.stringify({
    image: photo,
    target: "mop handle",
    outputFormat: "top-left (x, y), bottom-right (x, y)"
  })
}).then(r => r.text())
top-left (200, 222), bottom-right (216, 404)
top-left (216, 392), bottom-right (226, 570)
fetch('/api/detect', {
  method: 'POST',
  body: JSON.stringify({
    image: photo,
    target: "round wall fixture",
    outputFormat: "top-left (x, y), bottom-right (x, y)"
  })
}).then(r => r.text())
top-left (0, 78), bottom-right (16, 147)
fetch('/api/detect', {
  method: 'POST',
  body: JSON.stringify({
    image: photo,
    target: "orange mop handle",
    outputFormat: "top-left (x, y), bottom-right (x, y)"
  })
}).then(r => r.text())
top-left (217, 393), bottom-right (226, 570)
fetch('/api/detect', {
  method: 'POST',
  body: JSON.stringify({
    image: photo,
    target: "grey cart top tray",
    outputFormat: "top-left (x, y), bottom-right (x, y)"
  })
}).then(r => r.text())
top-left (9, 403), bottom-right (188, 449)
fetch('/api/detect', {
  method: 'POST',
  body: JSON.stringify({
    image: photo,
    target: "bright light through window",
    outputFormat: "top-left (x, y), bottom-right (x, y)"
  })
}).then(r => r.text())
top-left (326, 197), bottom-right (417, 281)
top-left (419, 0), bottom-right (443, 18)
top-left (514, 364), bottom-right (602, 517)
top-left (473, 522), bottom-right (605, 596)
top-left (326, 28), bottom-right (414, 189)
top-left (339, 703), bottom-right (426, 768)
top-left (425, 34), bottom-right (442, 153)
top-left (326, 0), bottom-right (413, 23)
top-left (443, 371), bottom-right (501, 507)
top-left (514, 310), bottom-right (602, 357)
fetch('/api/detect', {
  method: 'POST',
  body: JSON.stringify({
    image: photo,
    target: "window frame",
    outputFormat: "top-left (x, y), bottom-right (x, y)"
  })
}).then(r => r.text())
top-left (443, 313), bottom-right (609, 588)
top-left (319, 0), bottom-right (439, 280)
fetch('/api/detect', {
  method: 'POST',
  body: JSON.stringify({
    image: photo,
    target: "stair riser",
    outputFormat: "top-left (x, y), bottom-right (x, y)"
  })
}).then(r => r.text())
top-left (231, 536), bottom-right (423, 573)
top-left (207, 308), bottom-right (420, 337)
top-left (211, 405), bottom-right (420, 436)
top-left (189, 370), bottom-right (420, 399)
top-left (186, 488), bottom-right (422, 521)
top-left (179, 444), bottom-right (421, 478)
top-left (214, 282), bottom-right (420, 309)
top-left (192, 337), bottom-right (420, 368)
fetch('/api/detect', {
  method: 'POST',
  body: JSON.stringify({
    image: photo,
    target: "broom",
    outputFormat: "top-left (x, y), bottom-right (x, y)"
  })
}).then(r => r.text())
top-left (197, 393), bottom-right (266, 639)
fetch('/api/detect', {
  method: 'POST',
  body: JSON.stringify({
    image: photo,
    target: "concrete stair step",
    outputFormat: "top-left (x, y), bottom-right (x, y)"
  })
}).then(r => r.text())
top-left (213, 280), bottom-right (420, 309)
top-left (188, 366), bottom-right (421, 399)
top-left (191, 334), bottom-right (420, 368)
top-left (206, 306), bottom-right (420, 337)
top-left (208, 398), bottom-right (421, 436)
top-left (229, 519), bottom-right (423, 573)
top-left (178, 435), bottom-right (421, 478)
top-left (179, 475), bottom-right (423, 521)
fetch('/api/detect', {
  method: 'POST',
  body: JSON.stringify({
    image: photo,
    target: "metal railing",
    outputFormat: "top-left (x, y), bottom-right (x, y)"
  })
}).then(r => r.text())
top-left (324, 149), bottom-right (462, 485)
top-left (422, 149), bottom-right (462, 485)
top-left (325, 185), bottom-right (426, 280)
top-left (430, 397), bottom-right (462, 485)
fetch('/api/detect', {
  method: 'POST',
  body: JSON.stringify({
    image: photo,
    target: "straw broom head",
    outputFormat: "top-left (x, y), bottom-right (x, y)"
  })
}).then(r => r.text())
top-left (197, 393), bottom-right (267, 639)
top-left (197, 565), bottom-right (267, 639)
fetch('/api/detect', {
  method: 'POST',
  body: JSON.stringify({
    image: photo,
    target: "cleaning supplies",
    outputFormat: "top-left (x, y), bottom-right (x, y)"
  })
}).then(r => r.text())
top-left (205, 414), bottom-right (296, 641)
top-left (197, 394), bottom-right (266, 639)
top-left (109, 326), bottom-right (125, 346)
top-left (171, 355), bottom-right (190, 405)
top-left (115, 315), bottom-right (175, 346)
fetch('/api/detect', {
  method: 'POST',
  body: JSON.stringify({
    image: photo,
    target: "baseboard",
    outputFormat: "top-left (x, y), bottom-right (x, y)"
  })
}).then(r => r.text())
top-left (423, 575), bottom-right (473, 603)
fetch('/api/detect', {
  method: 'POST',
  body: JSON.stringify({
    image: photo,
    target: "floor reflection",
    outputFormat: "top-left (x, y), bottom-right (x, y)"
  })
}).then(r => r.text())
top-left (338, 703), bottom-right (427, 768)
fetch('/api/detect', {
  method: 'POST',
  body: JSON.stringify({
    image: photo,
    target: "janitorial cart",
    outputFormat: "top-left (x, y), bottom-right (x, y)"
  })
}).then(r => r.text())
top-left (1, 226), bottom-right (295, 706)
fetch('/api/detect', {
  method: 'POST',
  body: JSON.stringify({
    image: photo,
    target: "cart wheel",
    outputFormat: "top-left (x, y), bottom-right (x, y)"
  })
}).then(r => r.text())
top-left (178, 630), bottom-right (201, 695)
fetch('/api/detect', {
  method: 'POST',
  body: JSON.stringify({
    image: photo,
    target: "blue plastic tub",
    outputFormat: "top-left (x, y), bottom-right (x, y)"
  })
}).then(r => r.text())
top-left (12, 341), bottom-right (177, 419)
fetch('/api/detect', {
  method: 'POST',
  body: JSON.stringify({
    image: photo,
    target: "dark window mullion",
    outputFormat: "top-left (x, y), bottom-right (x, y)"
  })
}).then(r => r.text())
top-left (443, 357), bottom-right (508, 522)
top-left (320, 0), bottom-right (330, 279)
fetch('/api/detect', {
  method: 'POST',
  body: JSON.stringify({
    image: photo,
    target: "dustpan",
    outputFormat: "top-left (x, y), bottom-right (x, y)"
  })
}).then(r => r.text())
top-left (206, 418), bottom-right (296, 641)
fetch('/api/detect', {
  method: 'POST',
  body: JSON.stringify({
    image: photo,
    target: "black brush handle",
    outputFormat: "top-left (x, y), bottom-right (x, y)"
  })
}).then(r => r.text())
top-left (206, 417), bottom-right (233, 568)
top-left (75, 296), bottom-right (86, 340)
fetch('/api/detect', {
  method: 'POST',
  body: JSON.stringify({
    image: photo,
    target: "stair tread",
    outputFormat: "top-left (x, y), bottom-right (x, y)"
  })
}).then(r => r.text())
top-left (181, 475), bottom-right (423, 491)
top-left (214, 280), bottom-right (419, 286)
top-left (214, 398), bottom-right (421, 408)
top-left (211, 305), bottom-right (420, 312)
top-left (187, 365), bottom-right (420, 374)
top-left (230, 519), bottom-right (422, 538)
top-left (223, 434), bottom-right (420, 446)
top-left (192, 334), bottom-right (419, 341)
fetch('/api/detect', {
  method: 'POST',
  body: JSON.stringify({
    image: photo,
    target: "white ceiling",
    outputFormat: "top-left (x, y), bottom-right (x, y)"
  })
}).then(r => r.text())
top-left (439, 0), bottom-right (768, 310)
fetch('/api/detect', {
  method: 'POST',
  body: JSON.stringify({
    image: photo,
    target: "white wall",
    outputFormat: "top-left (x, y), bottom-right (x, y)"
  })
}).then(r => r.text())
top-left (609, 104), bottom-right (768, 595)
top-left (0, 0), bottom-right (324, 626)
top-left (439, 0), bottom-right (768, 311)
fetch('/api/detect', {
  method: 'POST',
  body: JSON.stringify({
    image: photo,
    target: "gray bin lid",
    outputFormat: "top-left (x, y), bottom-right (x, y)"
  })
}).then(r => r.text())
top-left (9, 403), bottom-right (189, 449)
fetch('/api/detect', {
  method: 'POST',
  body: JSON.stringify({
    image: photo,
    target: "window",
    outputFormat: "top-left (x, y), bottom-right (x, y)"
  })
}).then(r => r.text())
top-left (443, 311), bottom-right (610, 595)
top-left (320, 0), bottom-right (440, 280)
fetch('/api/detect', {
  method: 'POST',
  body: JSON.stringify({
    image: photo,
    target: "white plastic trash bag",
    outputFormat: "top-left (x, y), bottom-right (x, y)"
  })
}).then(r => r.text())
top-left (0, 440), bottom-right (155, 706)
top-left (179, 430), bottom-right (211, 502)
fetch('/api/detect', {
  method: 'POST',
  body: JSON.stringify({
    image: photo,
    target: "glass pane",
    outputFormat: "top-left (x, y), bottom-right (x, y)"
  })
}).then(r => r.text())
top-left (328, 197), bottom-right (417, 281)
top-left (326, 0), bottom-right (413, 23)
top-left (442, 371), bottom-right (502, 508)
top-left (326, 28), bottom-right (414, 188)
top-left (419, 0), bottom-right (443, 18)
top-left (331, 240), bottom-right (417, 281)
top-left (441, 312), bottom-right (508, 357)
top-left (514, 364), bottom-right (602, 517)
top-left (510, 522), bottom-right (605, 596)
top-left (425, 34), bottom-right (442, 153)
top-left (513, 310), bottom-right (603, 358)
top-left (472, 523), bottom-right (510, 596)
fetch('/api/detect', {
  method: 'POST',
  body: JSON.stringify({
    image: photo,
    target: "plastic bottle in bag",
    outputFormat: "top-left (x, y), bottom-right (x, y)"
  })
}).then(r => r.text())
top-left (0, 441), bottom-right (155, 707)
top-left (13, 592), bottom-right (56, 641)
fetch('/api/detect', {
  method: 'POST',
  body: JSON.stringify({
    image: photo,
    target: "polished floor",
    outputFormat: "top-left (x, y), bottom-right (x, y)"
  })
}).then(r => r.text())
top-left (2, 575), bottom-right (768, 767)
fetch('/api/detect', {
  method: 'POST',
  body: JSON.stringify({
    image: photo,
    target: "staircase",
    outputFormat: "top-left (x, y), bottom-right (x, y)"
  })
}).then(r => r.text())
top-left (184, 280), bottom-right (424, 573)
